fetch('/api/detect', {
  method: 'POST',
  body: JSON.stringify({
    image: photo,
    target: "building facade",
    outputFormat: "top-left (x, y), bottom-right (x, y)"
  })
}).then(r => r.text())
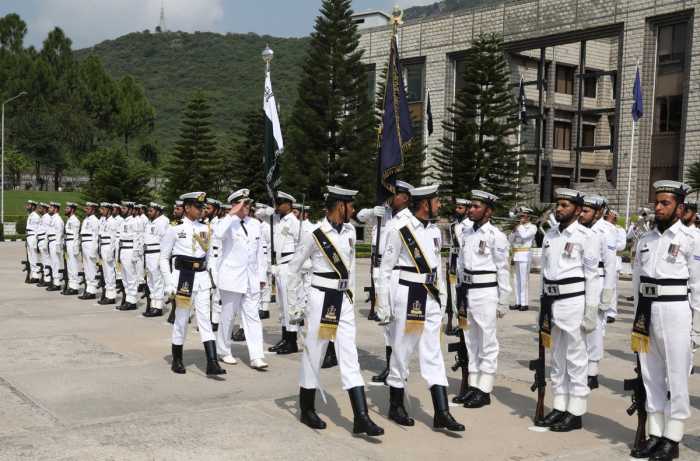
top-left (356, 0), bottom-right (698, 212)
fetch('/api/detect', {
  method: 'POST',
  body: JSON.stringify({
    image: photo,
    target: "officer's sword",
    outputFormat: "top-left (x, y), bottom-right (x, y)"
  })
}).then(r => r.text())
top-left (291, 314), bottom-right (327, 404)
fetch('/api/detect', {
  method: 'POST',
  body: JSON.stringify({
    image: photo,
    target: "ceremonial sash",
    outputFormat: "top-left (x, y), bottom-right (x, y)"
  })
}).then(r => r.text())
top-left (631, 276), bottom-right (688, 353)
top-left (173, 256), bottom-right (207, 309)
top-left (539, 277), bottom-right (585, 349)
top-left (312, 228), bottom-right (353, 340)
top-left (398, 225), bottom-right (440, 334)
top-left (449, 223), bottom-right (459, 284)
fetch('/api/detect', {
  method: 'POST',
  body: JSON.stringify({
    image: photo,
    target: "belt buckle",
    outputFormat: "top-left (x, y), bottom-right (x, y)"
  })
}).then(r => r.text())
top-left (425, 272), bottom-right (436, 284)
top-left (193, 262), bottom-right (200, 269)
top-left (544, 284), bottom-right (560, 296)
top-left (463, 274), bottom-right (473, 284)
top-left (337, 279), bottom-right (348, 290)
top-left (640, 282), bottom-right (658, 298)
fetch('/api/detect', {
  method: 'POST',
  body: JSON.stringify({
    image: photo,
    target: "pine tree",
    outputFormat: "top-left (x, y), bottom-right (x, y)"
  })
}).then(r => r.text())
top-left (162, 92), bottom-right (221, 204)
top-left (222, 110), bottom-right (268, 202)
top-left (432, 33), bottom-right (525, 211)
top-left (283, 0), bottom-right (376, 209)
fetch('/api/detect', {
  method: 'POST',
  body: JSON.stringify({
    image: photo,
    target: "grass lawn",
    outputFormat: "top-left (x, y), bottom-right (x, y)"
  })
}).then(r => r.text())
top-left (2, 191), bottom-right (83, 221)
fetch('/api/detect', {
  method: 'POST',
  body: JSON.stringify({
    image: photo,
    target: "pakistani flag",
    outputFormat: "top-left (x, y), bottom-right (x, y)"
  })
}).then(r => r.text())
top-left (264, 71), bottom-right (284, 203)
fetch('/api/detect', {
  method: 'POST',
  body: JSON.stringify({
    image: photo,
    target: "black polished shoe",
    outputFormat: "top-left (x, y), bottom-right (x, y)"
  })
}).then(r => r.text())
top-left (550, 412), bottom-right (582, 432)
top-left (171, 344), bottom-right (186, 374)
top-left (299, 387), bottom-right (326, 429)
top-left (431, 385), bottom-right (465, 431)
top-left (78, 293), bottom-right (97, 300)
top-left (321, 342), bottom-right (338, 369)
top-left (348, 386), bottom-right (384, 436)
top-left (630, 435), bottom-right (664, 459)
top-left (98, 297), bottom-right (116, 305)
top-left (117, 302), bottom-right (138, 311)
top-left (142, 307), bottom-right (163, 318)
top-left (372, 346), bottom-right (391, 383)
top-left (30, 278), bottom-right (41, 284)
top-left (536, 409), bottom-right (566, 427)
top-left (452, 387), bottom-right (476, 404)
top-left (463, 389), bottom-right (491, 408)
top-left (258, 309), bottom-right (270, 319)
top-left (211, 322), bottom-right (218, 332)
top-left (509, 304), bottom-right (520, 311)
top-left (61, 288), bottom-right (79, 295)
top-left (519, 305), bottom-right (529, 311)
top-left (37, 280), bottom-right (49, 287)
top-left (606, 316), bottom-right (616, 324)
top-left (204, 341), bottom-right (226, 375)
top-left (138, 283), bottom-right (146, 293)
top-left (46, 285), bottom-right (61, 291)
top-left (268, 327), bottom-right (287, 352)
top-left (388, 386), bottom-right (414, 426)
top-left (276, 331), bottom-right (299, 354)
top-left (649, 437), bottom-right (679, 460)
top-left (367, 311), bottom-right (380, 321)
top-left (231, 328), bottom-right (246, 342)
top-left (588, 375), bottom-right (599, 390)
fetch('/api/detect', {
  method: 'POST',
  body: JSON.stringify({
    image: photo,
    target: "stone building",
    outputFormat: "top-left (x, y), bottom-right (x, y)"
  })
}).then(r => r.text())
top-left (355, 0), bottom-right (699, 213)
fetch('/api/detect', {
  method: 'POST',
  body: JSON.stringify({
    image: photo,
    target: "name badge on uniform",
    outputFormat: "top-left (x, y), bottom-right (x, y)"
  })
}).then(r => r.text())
top-left (478, 240), bottom-right (487, 254)
top-left (564, 242), bottom-right (574, 257)
top-left (177, 231), bottom-right (186, 239)
top-left (668, 243), bottom-right (679, 258)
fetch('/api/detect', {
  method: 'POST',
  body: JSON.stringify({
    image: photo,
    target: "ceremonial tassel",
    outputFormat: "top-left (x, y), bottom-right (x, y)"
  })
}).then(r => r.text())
top-left (405, 319), bottom-right (424, 335)
top-left (318, 324), bottom-right (337, 341)
top-left (175, 294), bottom-right (193, 309)
top-left (458, 315), bottom-right (468, 330)
top-left (540, 332), bottom-right (552, 349)
top-left (631, 332), bottom-right (650, 353)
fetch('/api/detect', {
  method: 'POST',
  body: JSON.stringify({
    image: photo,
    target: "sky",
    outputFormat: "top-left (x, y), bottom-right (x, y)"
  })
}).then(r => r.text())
top-left (0, 0), bottom-right (437, 50)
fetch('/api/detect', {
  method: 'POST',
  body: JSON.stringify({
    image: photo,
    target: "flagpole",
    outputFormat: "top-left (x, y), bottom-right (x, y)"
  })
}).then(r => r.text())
top-left (624, 58), bottom-right (641, 231)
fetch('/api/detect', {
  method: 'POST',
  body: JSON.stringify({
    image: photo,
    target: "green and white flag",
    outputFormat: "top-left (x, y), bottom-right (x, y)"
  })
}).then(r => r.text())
top-left (264, 71), bottom-right (284, 202)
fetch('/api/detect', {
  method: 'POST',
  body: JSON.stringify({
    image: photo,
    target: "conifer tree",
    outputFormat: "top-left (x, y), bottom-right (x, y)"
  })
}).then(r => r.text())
top-left (223, 110), bottom-right (267, 201)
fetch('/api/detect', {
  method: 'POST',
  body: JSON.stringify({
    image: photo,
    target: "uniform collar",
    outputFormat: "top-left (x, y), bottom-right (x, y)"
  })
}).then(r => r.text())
top-left (321, 217), bottom-right (349, 234)
top-left (655, 219), bottom-right (683, 236)
top-left (558, 219), bottom-right (580, 235)
top-left (472, 220), bottom-right (493, 233)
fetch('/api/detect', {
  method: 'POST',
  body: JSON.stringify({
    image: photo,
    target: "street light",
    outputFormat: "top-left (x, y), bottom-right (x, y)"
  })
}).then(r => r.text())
top-left (1, 91), bottom-right (27, 225)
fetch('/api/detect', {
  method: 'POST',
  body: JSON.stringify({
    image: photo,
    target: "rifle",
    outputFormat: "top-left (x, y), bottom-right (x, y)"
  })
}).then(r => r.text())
top-left (21, 237), bottom-right (31, 283)
top-left (78, 271), bottom-right (86, 295)
top-left (141, 246), bottom-right (151, 310)
top-left (97, 261), bottom-right (106, 302)
top-left (60, 243), bottom-right (68, 294)
top-left (166, 297), bottom-right (176, 323)
top-left (445, 260), bottom-right (458, 336)
top-left (529, 308), bottom-right (547, 425)
top-left (116, 278), bottom-right (126, 306)
top-left (448, 328), bottom-right (469, 399)
top-left (366, 244), bottom-right (378, 320)
top-left (624, 353), bottom-right (647, 454)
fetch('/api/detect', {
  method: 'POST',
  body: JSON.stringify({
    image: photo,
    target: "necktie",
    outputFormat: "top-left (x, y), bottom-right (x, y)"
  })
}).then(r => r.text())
top-left (240, 220), bottom-right (248, 236)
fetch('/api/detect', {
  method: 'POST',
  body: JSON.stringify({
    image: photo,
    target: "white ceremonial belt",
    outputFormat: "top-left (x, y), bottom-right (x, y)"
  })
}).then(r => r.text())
top-left (461, 273), bottom-right (497, 284)
top-left (399, 270), bottom-right (437, 284)
top-left (542, 281), bottom-right (584, 296)
top-left (638, 283), bottom-right (687, 298)
top-left (278, 255), bottom-right (294, 264)
top-left (512, 247), bottom-right (530, 253)
top-left (311, 275), bottom-right (349, 291)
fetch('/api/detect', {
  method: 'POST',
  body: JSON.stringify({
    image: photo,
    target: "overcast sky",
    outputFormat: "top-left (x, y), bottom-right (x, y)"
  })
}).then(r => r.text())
top-left (0, 0), bottom-right (436, 49)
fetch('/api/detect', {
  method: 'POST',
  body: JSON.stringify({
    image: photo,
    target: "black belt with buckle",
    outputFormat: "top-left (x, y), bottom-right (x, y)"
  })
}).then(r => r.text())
top-left (174, 256), bottom-right (207, 272)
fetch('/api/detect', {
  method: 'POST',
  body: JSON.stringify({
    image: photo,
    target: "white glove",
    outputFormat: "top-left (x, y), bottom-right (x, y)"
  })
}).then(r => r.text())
top-left (288, 305), bottom-right (305, 325)
top-left (497, 304), bottom-right (508, 319)
top-left (581, 304), bottom-right (598, 333)
top-left (373, 205), bottom-right (385, 217)
top-left (376, 302), bottom-right (391, 325)
top-left (270, 265), bottom-right (280, 277)
top-left (599, 288), bottom-right (613, 311)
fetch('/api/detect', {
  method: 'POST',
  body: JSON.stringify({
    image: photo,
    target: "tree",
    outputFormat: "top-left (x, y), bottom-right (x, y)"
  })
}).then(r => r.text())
top-left (283, 0), bottom-right (376, 210)
top-left (4, 148), bottom-right (32, 189)
top-left (82, 148), bottom-right (152, 203)
top-left (162, 92), bottom-right (222, 205)
top-left (223, 110), bottom-right (267, 201)
top-left (114, 75), bottom-right (155, 153)
top-left (433, 33), bottom-right (525, 211)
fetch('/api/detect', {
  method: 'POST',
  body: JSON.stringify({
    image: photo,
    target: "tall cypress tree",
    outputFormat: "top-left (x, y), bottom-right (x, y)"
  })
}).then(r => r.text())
top-left (283, 0), bottom-right (375, 209)
top-left (223, 110), bottom-right (268, 202)
top-left (433, 33), bottom-right (525, 211)
top-left (162, 91), bottom-right (221, 204)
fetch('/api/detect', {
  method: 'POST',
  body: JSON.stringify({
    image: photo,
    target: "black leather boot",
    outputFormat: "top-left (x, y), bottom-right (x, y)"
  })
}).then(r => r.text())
top-left (649, 437), bottom-right (679, 460)
top-left (630, 435), bottom-right (663, 458)
top-left (431, 385), bottom-right (465, 431)
top-left (321, 342), bottom-right (338, 369)
top-left (277, 331), bottom-right (299, 354)
top-left (348, 386), bottom-right (384, 436)
top-left (588, 375), bottom-right (599, 390)
top-left (117, 302), bottom-right (137, 311)
top-left (299, 387), bottom-right (326, 429)
top-left (204, 341), bottom-right (226, 375)
top-left (171, 344), bottom-right (186, 374)
top-left (142, 307), bottom-right (163, 317)
top-left (509, 304), bottom-right (520, 311)
top-left (98, 297), bottom-right (116, 305)
top-left (46, 285), bottom-right (61, 291)
top-left (268, 327), bottom-right (287, 352)
top-left (231, 328), bottom-right (246, 342)
top-left (519, 305), bottom-right (529, 311)
top-left (463, 388), bottom-right (491, 408)
top-left (550, 412), bottom-right (582, 432)
top-left (388, 386), bottom-right (414, 426)
top-left (536, 409), bottom-right (566, 427)
top-left (78, 292), bottom-right (96, 300)
top-left (452, 387), bottom-right (477, 405)
top-left (372, 346), bottom-right (391, 383)
top-left (62, 288), bottom-right (79, 295)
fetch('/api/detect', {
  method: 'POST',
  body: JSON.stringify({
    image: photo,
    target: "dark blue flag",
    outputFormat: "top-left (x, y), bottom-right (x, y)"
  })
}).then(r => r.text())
top-left (632, 66), bottom-right (643, 122)
top-left (377, 35), bottom-right (413, 203)
top-left (518, 76), bottom-right (527, 123)
top-left (426, 87), bottom-right (433, 136)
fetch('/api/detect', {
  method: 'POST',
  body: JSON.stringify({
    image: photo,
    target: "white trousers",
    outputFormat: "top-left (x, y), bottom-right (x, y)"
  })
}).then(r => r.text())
top-left (26, 236), bottom-right (41, 278)
top-left (119, 249), bottom-right (139, 304)
top-left (299, 287), bottom-right (364, 390)
top-left (171, 290), bottom-right (216, 345)
top-left (40, 243), bottom-right (51, 282)
top-left (465, 287), bottom-right (499, 390)
top-left (145, 252), bottom-right (164, 309)
top-left (259, 275), bottom-right (271, 312)
top-left (374, 267), bottom-right (397, 347)
top-left (66, 250), bottom-right (81, 290)
top-left (608, 275), bottom-right (619, 318)
top-left (514, 260), bottom-right (530, 306)
top-left (550, 295), bottom-right (589, 414)
top-left (48, 241), bottom-right (64, 287)
top-left (274, 265), bottom-right (297, 332)
top-left (585, 310), bottom-right (607, 375)
top-left (101, 247), bottom-right (117, 299)
top-left (82, 244), bottom-right (98, 294)
top-left (387, 283), bottom-right (448, 389)
top-left (217, 290), bottom-right (264, 361)
top-left (640, 301), bottom-right (691, 427)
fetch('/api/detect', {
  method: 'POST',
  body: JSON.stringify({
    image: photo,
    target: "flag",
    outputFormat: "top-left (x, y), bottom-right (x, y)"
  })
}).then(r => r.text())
top-left (377, 34), bottom-right (413, 203)
top-left (426, 87), bottom-right (433, 136)
top-left (264, 71), bottom-right (284, 202)
top-left (518, 75), bottom-right (527, 123)
top-left (631, 66), bottom-right (643, 122)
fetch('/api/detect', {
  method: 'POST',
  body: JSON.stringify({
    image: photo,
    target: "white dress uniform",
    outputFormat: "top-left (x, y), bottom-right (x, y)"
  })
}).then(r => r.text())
top-left (540, 211), bottom-right (600, 417)
top-left (98, 210), bottom-right (117, 300)
top-left (214, 198), bottom-right (268, 365)
top-left (160, 216), bottom-right (216, 345)
top-left (80, 210), bottom-right (100, 295)
top-left (39, 211), bottom-right (52, 283)
top-left (633, 217), bottom-right (700, 443)
top-left (509, 219), bottom-right (537, 308)
top-left (608, 223), bottom-right (627, 319)
top-left (585, 211), bottom-right (617, 379)
top-left (208, 213), bottom-right (222, 325)
top-left (25, 207), bottom-right (42, 280)
top-left (117, 213), bottom-right (143, 305)
top-left (258, 214), bottom-right (273, 314)
top-left (449, 214), bottom-right (472, 307)
top-left (136, 211), bottom-right (149, 286)
top-left (144, 212), bottom-right (170, 310)
top-left (112, 211), bottom-right (125, 285)
top-left (64, 212), bottom-right (82, 290)
top-left (458, 215), bottom-right (511, 395)
top-left (47, 209), bottom-right (65, 288)
top-left (273, 209), bottom-right (301, 333)
top-left (299, 217), bottom-right (316, 306)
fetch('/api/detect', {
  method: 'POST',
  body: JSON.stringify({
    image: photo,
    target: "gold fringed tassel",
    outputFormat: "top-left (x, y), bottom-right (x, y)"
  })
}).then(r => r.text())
top-left (540, 332), bottom-right (552, 349)
top-left (458, 316), bottom-right (468, 330)
top-left (405, 320), bottom-right (424, 335)
top-left (631, 332), bottom-right (650, 353)
top-left (318, 325), bottom-right (337, 341)
top-left (449, 274), bottom-right (457, 284)
top-left (175, 295), bottom-right (192, 309)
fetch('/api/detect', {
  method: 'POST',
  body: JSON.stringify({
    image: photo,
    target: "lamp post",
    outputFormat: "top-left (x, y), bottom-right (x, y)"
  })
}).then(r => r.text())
top-left (1, 91), bottom-right (27, 225)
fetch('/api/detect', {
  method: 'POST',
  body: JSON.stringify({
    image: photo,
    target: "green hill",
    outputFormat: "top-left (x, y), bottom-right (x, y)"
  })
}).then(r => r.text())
top-left (404, 0), bottom-right (499, 20)
top-left (75, 31), bottom-right (309, 150)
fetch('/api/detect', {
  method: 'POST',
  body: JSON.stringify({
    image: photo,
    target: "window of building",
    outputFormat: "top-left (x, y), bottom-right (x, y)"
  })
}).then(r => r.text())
top-left (658, 22), bottom-right (687, 73)
top-left (654, 95), bottom-right (683, 133)
top-left (454, 57), bottom-right (466, 96)
top-left (609, 116), bottom-right (616, 145)
top-left (554, 121), bottom-right (572, 150)
top-left (555, 65), bottom-right (574, 95)
top-left (583, 70), bottom-right (597, 98)
top-left (582, 124), bottom-right (596, 147)
top-left (403, 61), bottom-right (424, 103)
top-left (610, 71), bottom-right (617, 100)
top-left (366, 65), bottom-right (376, 103)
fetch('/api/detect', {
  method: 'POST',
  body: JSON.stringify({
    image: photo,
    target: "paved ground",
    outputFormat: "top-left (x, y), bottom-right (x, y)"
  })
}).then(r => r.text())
top-left (0, 241), bottom-right (698, 460)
